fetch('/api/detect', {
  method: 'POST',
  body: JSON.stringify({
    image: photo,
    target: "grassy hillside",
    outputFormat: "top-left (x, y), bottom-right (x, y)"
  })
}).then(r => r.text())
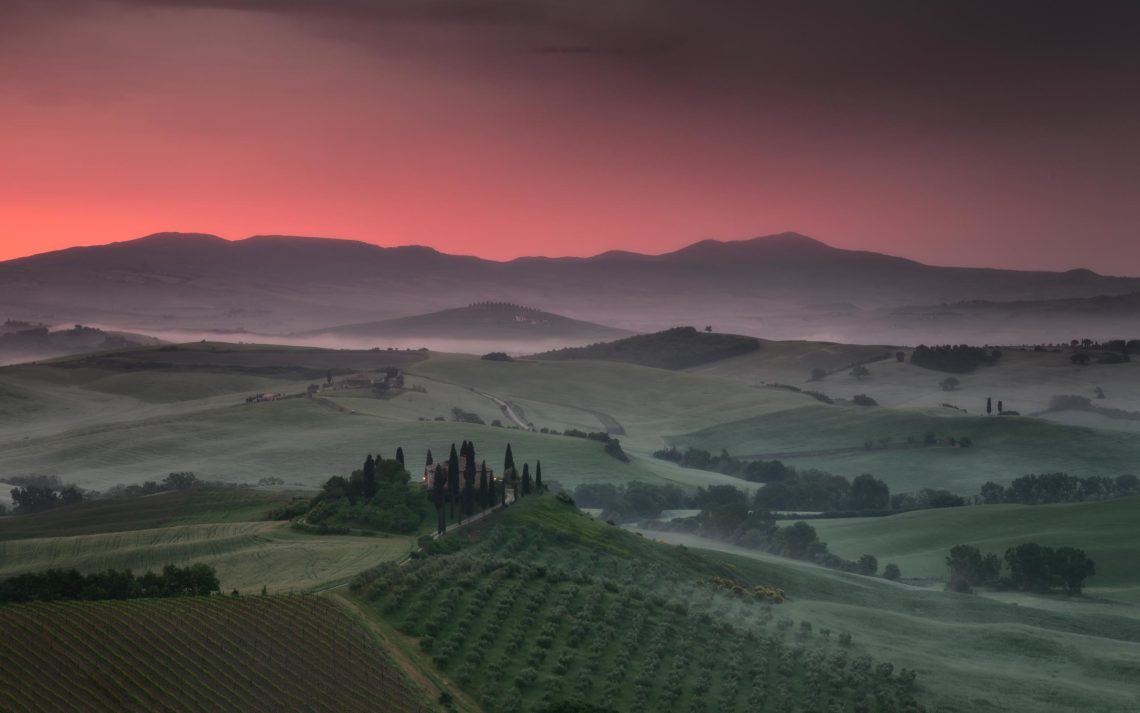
top-left (535, 327), bottom-right (761, 370)
top-left (352, 494), bottom-right (1140, 713)
top-left (354, 495), bottom-right (926, 713)
top-left (670, 405), bottom-right (1140, 493)
top-left (0, 487), bottom-right (296, 540)
top-left (809, 497), bottom-right (1140, 601)
top-left (699, 346), bottom-right (1140, 434)
top-left (0, 520), bottom-right (413, 595)
top-left (649, 531), bottom-right (1140, 713)
top-left (5, 343), bottom-right (1140, 498)
top-left (0, 595), bottom-right (435, 713)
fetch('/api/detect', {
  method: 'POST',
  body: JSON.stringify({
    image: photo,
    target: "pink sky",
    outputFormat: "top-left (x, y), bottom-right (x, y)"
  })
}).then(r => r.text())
top-left (1, 2), bottom-right (1138, 273)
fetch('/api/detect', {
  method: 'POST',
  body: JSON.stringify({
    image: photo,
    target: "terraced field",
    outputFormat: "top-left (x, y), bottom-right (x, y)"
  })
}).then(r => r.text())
top-left (0, 595), bottom-right (433, 713)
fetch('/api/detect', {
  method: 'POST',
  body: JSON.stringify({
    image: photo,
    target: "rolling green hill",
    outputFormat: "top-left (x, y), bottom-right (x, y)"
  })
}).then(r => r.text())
top-left (668, 404), bottom-right (1140, 493)
top-left (352, 494), bottom-right (1140, 713)
top-left (311, 302), bottom-right (633, 343)
top-left (0, 521), bottom-right (414, 594)
top-left (650, 530), bottom-right (1140, 713)
top-left (535, 326), bottom-right (761, 370)
top-left (354, 495), bottom-right (926, 713)
top-left (0, 595), bottom-right (435, 713)
top-left (0, 487), bottom-right (295, 540)
top-left (808, 497), bottom-right (1140, 602)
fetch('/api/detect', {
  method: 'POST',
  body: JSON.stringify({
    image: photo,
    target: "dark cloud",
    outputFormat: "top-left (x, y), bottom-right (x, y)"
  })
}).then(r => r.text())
top-left (58, 0), bottom-right (1133, 131)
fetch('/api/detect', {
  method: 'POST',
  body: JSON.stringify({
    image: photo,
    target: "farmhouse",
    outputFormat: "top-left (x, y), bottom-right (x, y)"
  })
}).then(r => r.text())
top-left (422, 455), bottom-right (494, 488)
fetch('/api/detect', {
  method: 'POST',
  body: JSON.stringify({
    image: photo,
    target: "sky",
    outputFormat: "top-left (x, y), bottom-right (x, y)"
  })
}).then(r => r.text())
top-left (1, 0), bottom-right (1139, 273)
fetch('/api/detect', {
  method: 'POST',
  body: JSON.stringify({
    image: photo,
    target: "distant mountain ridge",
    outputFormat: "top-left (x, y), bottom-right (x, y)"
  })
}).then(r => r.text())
top-left (2, 231), bottom-right (1138, 342)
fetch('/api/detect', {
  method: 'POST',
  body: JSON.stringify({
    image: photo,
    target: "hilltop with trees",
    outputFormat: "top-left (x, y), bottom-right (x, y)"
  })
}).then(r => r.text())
top-left (535, 327), bottom-right (760, 370)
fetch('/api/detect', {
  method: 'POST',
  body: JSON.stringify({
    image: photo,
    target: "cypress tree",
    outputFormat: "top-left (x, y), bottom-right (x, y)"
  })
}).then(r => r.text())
top-left (986, 397), bottom-right (992, 415)
top-left (395, 447), bottom-right (405, 469)
top-left (426, 449), bottom-right (434, 466)
top-left (463, 464), bottom-right (475, 518)
top-left (362, 454), bottom-right (376, 499)
top-left (504, 443), bottom-right (515, 475)
top-left (478, 462), bottom-right (488, 510)
top-left (433, 464), bottom-right (446, 535)
top-left (521, 463), bottom-right (531, 496)
top-left (501, 472), bottom-right (507, 507)
top-left (464, 456), bottom-right (476, 516)
top-left (535, 461), bottom-right (543, 492)
top-left (448, 444), bottom-right (460, 522)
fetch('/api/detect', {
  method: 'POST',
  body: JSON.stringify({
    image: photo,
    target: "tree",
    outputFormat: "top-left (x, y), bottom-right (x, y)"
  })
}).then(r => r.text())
top-left (521, 463), bottom-right (532, 496)
top-left (463, 462), bottom-right (475, 518)
top-left (163, 472), bottom-right (198, 490)
top-left (504, 443), bottom-right (515, 475)
top-left (426, 449), bottom-right (434, 467)
top-left (940, 377), bottom-right (960, 391)
top-left (11, 485), bottom-right (59, 514)
top-left (1049, 546), bottom-right (1096, 595)
top-left (945, 545), bottom-right (998, 592)
top-left (979, 481), bottom-right (1005, 504)
top-left (1005, 543), bottom-right (1049, 591)
top-left (1115, 474), bottom-right (1140, 496)
top-left (882, 563), bottom-right (902, 581)
top-left (535, 461), bottom-right (543, 492)
top-left (448, 444), bottom-right (460, 522)
top-left (478, 462), bottom-right (488, 510)
top-left (395, 447), bottom-right (405, 469)
top-left (433, 465), bottom-right (447, 535)
top-left (362, 455), bottom-right (377, 499)
top-left (857, 554), bottom-right (878, 576)
top-left (986, 397), bottom-right (992, 415)
top-left (998, 400), bottom-right (1004, 413)
top-left (849, 474), bottom-right (890, 510)
top-left (850, 364), bottom-right (870, 380)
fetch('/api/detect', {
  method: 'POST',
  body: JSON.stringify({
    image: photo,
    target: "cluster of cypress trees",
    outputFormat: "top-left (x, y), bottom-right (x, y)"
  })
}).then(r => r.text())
top-left (429, 442), bottom-right (545, 535)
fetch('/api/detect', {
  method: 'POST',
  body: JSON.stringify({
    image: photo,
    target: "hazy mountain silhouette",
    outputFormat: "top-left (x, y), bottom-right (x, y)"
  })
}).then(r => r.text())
top-left (2, 231), bottom-right (1137, 342)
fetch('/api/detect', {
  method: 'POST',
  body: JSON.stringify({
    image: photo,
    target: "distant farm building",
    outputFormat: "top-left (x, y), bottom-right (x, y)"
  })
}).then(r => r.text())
top-left (422, 454), bottom-right (494, 488)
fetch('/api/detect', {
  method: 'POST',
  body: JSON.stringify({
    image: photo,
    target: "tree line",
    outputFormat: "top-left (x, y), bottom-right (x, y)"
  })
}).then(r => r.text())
top-left (307, 447), bottom-right (426, 534)
top-left (946, 543), bottom-right (1095, 595)
top-left (0, 563), bottom-right (220, 603)
top-left (979, 472), bottom-right (1139, 505)
top-left (4, 471), bottom-right (207, 516)
top-left (910, 344), bottom-right (1002, 373)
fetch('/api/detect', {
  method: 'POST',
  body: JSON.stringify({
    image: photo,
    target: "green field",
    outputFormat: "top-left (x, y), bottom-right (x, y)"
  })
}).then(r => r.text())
top-left (355, 495), bottom-right (927, 713)
top-left (0, 595), bottom-right (434, 713)
top-left (652, 530), bottom-right (1140, 713)
top-left (351, 494), bottom-right (1140, 713)
top-left (0, 487), bottom-right (295, 539)
top-left (4, 344), bottom-right (1139, 498)
top-left (0, 521), bottom-right (413, 594)
top-left (808, 497), bottom-right (1140, 601)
